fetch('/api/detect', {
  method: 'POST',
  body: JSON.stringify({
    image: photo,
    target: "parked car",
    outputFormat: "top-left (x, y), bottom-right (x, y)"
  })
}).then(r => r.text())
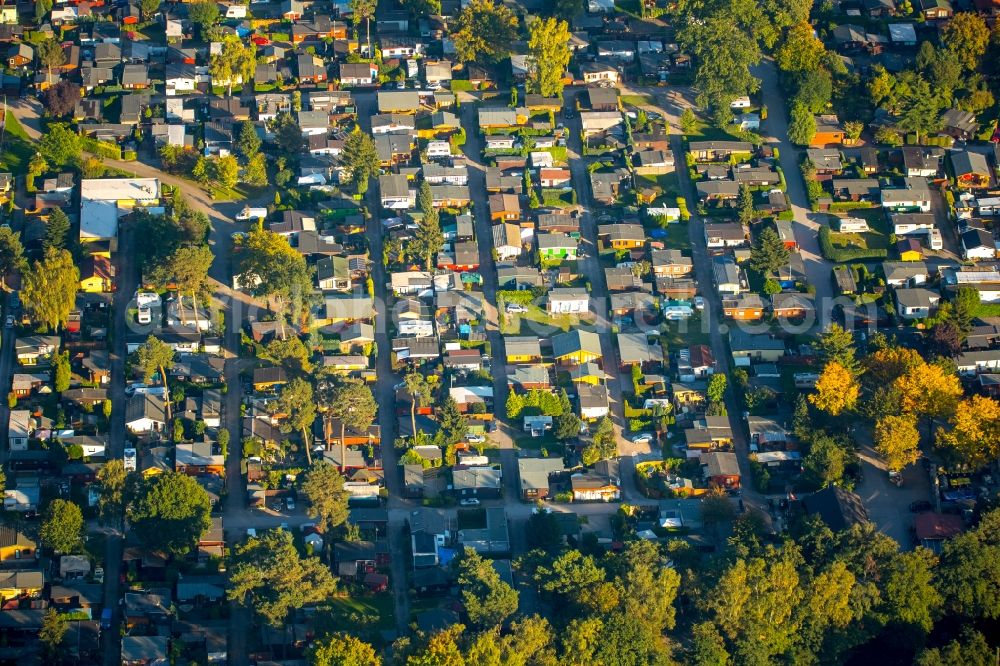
top-left (506, 303), bottom-right (528, 314)
top-left (467, 434), bottom-right (486, 444)
top-left (286, 497), bottom-right (295, 510)
top-left (693, 296), bottom-right (706, 310)
top-left (459, 498), bottom-right (480, 506)
top-left (631, 432), bottom-right (654, 445)
top-left (4, 314), bottom-right (13, 328)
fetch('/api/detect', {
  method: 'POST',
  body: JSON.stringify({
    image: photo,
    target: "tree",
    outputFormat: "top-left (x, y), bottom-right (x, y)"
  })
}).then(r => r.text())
top-left (435, 396), bottom-right (468, 452)
top-left (937, 395), bottom-right (1000, 467)
top-left (942, 12), bottom-right (989, 71)
top-left (453, 0), bottom-right (518, 64)
top-left (308, 633), bottom-right (381, 666)
top-left (749, 226), bottom-right (790, 276)
top-left (403, 372), bottom-right (431, 439)
top-left (215, 154), bottom-right (240, 188)
top-left (916, 630), bottom-right (994, 666)
top-left (132, 336), bottom-right (176, 422)
top-left (168, 244), bottom-right (214, 329)
top-left (235, 223), bottom-right (313, 338)
top-left (272, 377), bottom-right (317, 464)
top-left (937, 509), bottom-right (1000, 620)
top-left (22, 247), bottom-right (79, 332)
top-left (350, 0), bottom-right (377, 59)
top-left (815, 323), bottom-right (858, 374)
top-left (554, 403), bottom-right (582, 441)
top-left (36, 38), bottom-right (65, 85)
top-left (272, 112), bottom-right (305, 159)
top-left (44, 208), bottom-right (70, 252)
top-left (706, 552), bottom-right (804, 663)
top-left (187, 0), bottom-right (220, 36)
top-left (775, 21), bottom-right (825, 73)
top-left (809, 362), bottom-right (858, 416)
top-left (707, 373), bottom-right (727, 405)
top-left (39, 609), bottom-right (68, 659)
top-left (885, 549), bottom-right (941, 631)
top-left (680, 108), bottom-right (698, 134)
top-left (341, 131), bottom-right (380, 194)
top-left (527, 17), bottom-right (571, 97)
top-left (35, 0), bottom-right (52, 23)
top-left (52, 351), bottom-right (71, 393)
top-left (689, 621), bottom-right (729, 665)
top-left (874, 415), bottom-right (920, 472)
top-left (323, 378), bottom-right (377, 472)
top-left (583, 415), bottom-right (616, 464)
top-left (0, 227), bottom-right (24, 291)
top-left (210, 35), bottom-right (256, 96)
top-left (96, 459), bottom-right (125, 527)
top-left (457, 547), bottom-right (519, 627)
top-left (40, 499), bottom-right (84, 553)
top-left (803, 435), bottom-right (847, 487)
top-left (792, 68), bottom-right (833, 113)
top-left (895, 360), bottom-right (962, 424)
top-left (139, 0), bottom-right (160, 19)
top-left (410, 209), bottom-right (444, 270)
top-left (788, 104), bottom-right (816, 146)
top-left (897, 75), bottom-right (942, 143)
top-left (42, 80), bottom-right (81, 118)
top-left (236, 120), bottom-right (262, 159)
top-left (229, 529), bottom-right (337, 626)
top-left (38, 123), bottom-right (81, 167)
top-left (244, 152), bottom-right (268, 186)
top-left (301, 462), bottom-right (351, 537)
top-left (736, 184), bottom-right (755, 225)
top-left (843, 120), bottom-right (864, 143)
top-left (929, 320), bottom-right (963, 358)
top-left (679, 10), bottom-right (762, 116)
top-left (261, 336), bottom-right (314, 374)
top-left (129, 472), bottom-right (212, 556)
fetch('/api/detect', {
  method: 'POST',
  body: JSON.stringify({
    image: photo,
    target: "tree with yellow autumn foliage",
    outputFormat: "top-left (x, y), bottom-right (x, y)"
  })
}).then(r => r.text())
top-left (893, 361), bottom-right (962, 423)
top-left (862, 345), bottom-right (923, 388)
top-left (937, 395), bottom-right (1000, 468)
top-left (809, 362), bottom-right (859, 416)
top-left (874, 414), bottom-right (921, 472)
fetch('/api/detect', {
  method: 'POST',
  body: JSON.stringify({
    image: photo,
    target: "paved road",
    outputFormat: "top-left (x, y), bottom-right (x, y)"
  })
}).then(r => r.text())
top-left (754, 60), bottom-right (836, 329)
top-left (457, 98), bottom-right (519, 500)
top-left (564, 101), bottom-right (632, 469)
top-left (101, 211), bottom-right (138, 666)
top-left (354, 90), bottom-right (411, 636)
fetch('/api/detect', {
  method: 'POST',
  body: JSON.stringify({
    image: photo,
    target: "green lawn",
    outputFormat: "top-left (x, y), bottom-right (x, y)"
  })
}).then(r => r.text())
top-left (660, 312), bottom-right (711, 348)
top-left (634, 173), bottom-right (681, 201)
top-left (647, 221), bottom-right (690, 251)
top-left (0, 113), bottom-right (34, 173)
top-left (326, 593), bottom-right (395, 630)
top-left (503, 303), bottom-right (580, 335)
top-left (621, 93), bottom-right (654, 106)
top-left (684, 119), bottom-right (756, 143)
top-left (541, 189), bottom-right (574, 208)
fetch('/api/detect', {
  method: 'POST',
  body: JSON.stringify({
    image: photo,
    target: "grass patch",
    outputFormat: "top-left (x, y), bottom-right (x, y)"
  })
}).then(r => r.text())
top-left (0, 113), bottom-right (34, 173)
top-left (684, 119), bottom-right (757, 144)
top-left (541, 189), bottom-right (574, 207)
top-left (660, 312), bottom-right (711, 348)
top-left (326, 593), bottom-right (395, 630)
top-left (635, 173), bottom-right (680, 201)
top-left (647, 220), bottom-right (689, 251)
top-left (505, 303), bottom-right (578, 335)
top-left (621, 93), bottom-right (654, 106)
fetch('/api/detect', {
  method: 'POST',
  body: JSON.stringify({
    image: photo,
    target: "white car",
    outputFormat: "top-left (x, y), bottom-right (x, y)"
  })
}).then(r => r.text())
top-left (467, 434), bottom-right (486, 444)
top-left (631, 432), bottom-right (655, 444)
top-left (506, 304), bottom-right (528, 314)
top-left (4, 314), bottom-right (12, 328)
top-left (286, 497), bottom-right (295, 510)
top-left (459, 498), bottom-right (481, 507)
top-left (693, 296), bottom-right (706, 310)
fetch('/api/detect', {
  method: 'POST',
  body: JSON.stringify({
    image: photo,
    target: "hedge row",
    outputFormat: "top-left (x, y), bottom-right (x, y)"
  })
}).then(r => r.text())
top-left (81, 137), bottom-right (122, 160)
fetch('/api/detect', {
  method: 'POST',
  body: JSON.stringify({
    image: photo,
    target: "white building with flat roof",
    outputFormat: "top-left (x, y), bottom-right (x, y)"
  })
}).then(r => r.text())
top-left (80, 178), bottom-right (160, 242)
